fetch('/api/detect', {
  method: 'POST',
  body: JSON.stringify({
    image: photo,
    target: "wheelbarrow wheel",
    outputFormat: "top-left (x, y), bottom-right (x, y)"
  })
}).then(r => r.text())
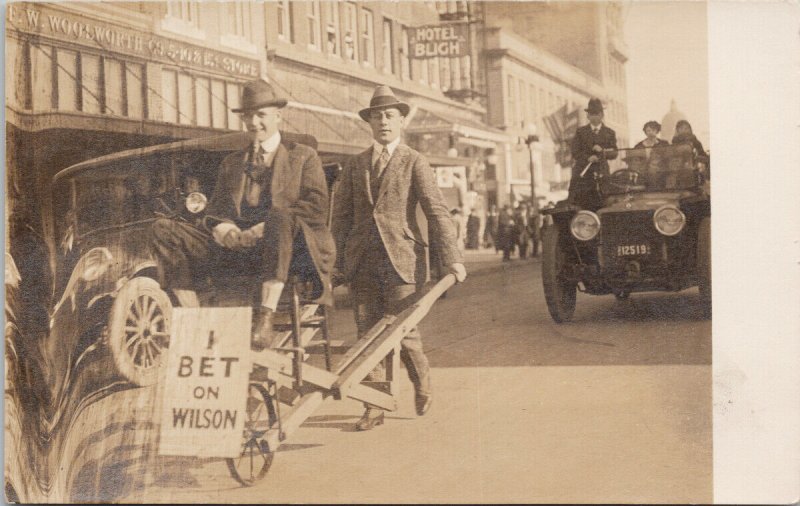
top-left (226, 383), bottom-right (277, 486)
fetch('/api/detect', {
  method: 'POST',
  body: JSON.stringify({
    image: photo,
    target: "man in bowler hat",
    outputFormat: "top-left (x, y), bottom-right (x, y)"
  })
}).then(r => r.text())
top-left (569, 98), bottom-right (618, 210)
top-left (150, 79), bottom-right (335, 349)
top-left (331, 85), bottom-right (467, 431)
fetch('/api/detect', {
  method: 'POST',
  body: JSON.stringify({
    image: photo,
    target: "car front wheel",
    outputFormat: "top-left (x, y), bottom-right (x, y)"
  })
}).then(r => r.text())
top-left (108, 277), bottom-right (172, 386)
top-left (542, 225), bottom-right (577, 323)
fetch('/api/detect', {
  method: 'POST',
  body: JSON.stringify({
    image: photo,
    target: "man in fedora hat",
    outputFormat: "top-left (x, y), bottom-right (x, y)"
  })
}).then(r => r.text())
top-left (150, 79), bottom-right (335, 349)
top-left (332, 85), bottom-right (467, 431)
top-left (569, 97), bottom-right (618, 210)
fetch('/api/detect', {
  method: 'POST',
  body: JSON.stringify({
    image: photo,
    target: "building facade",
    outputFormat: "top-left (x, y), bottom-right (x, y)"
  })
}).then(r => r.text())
top-left (481, 1), bottom-right (630, 206)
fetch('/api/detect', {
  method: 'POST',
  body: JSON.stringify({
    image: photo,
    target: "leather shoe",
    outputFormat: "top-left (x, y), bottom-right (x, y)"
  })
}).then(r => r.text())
top-left (252, 307), bottom-right (277, 351)
top-left (415, 393), bottom-right (432, 416)
top-left (355, 409), bottom-right (385, 431)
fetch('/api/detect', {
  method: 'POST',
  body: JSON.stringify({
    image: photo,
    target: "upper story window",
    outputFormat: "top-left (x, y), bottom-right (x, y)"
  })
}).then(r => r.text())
top-left (162, 1), bottom-right (204, 39)
top-left (360, 8), bottom-right (375, 66)
top-left (277, 0), bottom-right (293, 42)
top-left (382, 18), bottom-right (394, 74)
top-left (400, 26), bottom-right (410, 80)
top-left (507, 75), bottom-right (516, 126)
top-left (220, 2), bottom-right (256, 53)
top-left (307, 0), bottom-right (322, 51)
top-left (324, 2), bottom-right (340, 56)
top-left (343, 2), bottom-right (358, 61)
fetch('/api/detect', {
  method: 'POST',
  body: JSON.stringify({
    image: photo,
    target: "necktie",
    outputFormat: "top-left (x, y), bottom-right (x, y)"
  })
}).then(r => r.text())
top-left (373, 147), bottom-right (390, 178)
top-left (245, 146), bottom-right (269, 206)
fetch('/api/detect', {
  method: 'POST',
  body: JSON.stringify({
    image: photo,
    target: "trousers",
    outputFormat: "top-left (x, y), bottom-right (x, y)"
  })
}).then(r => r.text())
top-left (350, 234), bottom-right (431, 408)
top-left (149, 209), bottom-right (315, 292)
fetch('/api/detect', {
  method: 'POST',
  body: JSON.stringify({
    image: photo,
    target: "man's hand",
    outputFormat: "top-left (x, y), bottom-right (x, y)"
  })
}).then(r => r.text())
top-left (239, 223), bottom-right (264, 248)
top-left (592, 144), bottom-right (604, 153)
top-left (448, 263), bottom-right (467, 283)
top-left (331, 267), bottom-right (346, 288)
top-left (588, 154), bottom-right (600, 163)
top-left (221, 228), bottom-right (243, 249)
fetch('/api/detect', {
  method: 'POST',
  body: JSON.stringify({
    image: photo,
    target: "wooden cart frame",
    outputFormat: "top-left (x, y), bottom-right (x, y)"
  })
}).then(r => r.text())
top-left (225, 273), bottom-right (456, 486)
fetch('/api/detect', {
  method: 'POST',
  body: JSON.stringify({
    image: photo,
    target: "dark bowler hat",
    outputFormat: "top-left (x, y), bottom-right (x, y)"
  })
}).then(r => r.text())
top-left (585, 97), bottom-right (604, 115)
top-left (231, 79), bottom-right (287, 113)
top-left (359, 85), bottom-right (410, 121)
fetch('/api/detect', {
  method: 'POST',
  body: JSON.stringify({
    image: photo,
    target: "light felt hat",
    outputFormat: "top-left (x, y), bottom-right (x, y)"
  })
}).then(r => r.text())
top-left (359, 85), bottom-right (410, 121)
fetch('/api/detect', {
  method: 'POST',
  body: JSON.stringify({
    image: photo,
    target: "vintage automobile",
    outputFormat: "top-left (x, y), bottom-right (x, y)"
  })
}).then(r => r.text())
top-left (46, 131), bottom-right (320, 388)
top-left (541, 143), bottom-right (711, 322)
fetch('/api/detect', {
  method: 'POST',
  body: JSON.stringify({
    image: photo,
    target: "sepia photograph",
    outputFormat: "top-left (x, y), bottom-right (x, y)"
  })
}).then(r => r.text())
top-left (3, 0), bottom-right (796, 503)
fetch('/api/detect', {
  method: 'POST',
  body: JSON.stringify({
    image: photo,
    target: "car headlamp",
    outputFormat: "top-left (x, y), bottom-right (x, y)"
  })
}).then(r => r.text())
top-left (185, 192), bottom-right (208, 214)
top-left (653, 205), bottom-right (685, 236)
top-left (570, 211), bottom-right (601, 241)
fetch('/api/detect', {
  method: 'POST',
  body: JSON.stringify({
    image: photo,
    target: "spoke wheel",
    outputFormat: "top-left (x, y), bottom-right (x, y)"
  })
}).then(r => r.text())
top-left (542, 225), bottom-right (577, 323)
top-left (226, 383), bottom-right (277, 487)
top-left (108, 277), bottom-right (172, 386)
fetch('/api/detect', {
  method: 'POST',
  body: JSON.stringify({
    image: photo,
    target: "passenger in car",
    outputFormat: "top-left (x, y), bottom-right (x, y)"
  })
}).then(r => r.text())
top-left (149, 80), bottom-right (335, 350)
top-left (634, 120), bottom-right (669, 150)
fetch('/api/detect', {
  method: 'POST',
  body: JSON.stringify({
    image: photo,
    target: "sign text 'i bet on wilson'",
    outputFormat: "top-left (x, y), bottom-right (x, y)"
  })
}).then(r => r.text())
top-left (407, 23), bottom-right (470, 59)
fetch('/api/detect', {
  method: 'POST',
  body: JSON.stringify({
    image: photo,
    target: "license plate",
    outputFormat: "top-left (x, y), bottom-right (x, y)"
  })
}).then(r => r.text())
top-left (616, 244), bottom-right (651, 256)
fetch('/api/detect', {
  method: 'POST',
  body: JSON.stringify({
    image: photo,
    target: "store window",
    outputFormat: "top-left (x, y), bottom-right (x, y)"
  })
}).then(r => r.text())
top-left (277, 0), bottom-right (293, 42)
top-left (382, 18), bottom-right (394, 74)
top-left (343, 2), bottom-right (358, 61)
top-left (307, 0), bottom-right (322, 51)
top-left (56, 49), bottom-right (79, 112)
top-left (324, 2), bottom-right (340, 56)
top-left (360, 8), bottom-right (374, 66)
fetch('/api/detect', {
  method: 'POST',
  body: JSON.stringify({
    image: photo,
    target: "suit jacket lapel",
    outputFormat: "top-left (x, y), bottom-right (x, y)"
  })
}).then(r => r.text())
top-left (363, 147), bottom-right (376, 206)
top-left (271, 143), bottom-right (290, 206)
top-left (376, 145), bottom-right (408, 203)
top-left (230, 151), bottom-right (248, 217)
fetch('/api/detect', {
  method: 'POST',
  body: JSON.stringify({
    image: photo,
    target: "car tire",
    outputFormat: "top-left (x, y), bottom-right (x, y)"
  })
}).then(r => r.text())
top-left (542, 225), bottom-right (577, 323)
top-left (108, 277), bottom-right (172, 387)
top-left (697, 217), bottom-right (711, 314)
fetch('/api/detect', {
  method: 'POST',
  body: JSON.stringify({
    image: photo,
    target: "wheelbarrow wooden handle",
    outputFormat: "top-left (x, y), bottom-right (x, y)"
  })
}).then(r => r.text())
top-left (418, 274), bottom-right (457, 310)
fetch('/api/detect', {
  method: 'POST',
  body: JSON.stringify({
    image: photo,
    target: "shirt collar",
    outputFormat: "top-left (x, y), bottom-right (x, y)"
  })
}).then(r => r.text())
top-left (372, 136), bottom-right (401, 161)
top-left (260, 131), bottom-right (281, 153)
top-left (591, 123), bottom-right (603, 133)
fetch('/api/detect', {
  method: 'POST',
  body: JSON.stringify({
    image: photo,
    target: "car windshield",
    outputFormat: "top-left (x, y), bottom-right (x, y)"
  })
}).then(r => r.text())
top-left (54, 151), bottom-right (223, 239)
top-left (609, 144), bottom-right (700, 193)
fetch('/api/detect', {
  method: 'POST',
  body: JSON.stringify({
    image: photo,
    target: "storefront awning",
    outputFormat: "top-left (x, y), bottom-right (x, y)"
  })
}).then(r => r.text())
top-left (283, 102), bottom-right (372, 157)
top-left (405, 108), bottom-right (513, 145)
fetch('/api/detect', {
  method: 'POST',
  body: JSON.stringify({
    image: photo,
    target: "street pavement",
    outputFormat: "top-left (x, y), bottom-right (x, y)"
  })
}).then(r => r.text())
top-left (136, 249), bottom-right (712, 504)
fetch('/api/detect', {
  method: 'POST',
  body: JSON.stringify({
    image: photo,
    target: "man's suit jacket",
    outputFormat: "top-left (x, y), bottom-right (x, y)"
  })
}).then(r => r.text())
top-left (332, 143), bottom-right (462, 285)
top-left (205, 138), bottom-right (336, 303)
top-left (570, 124), bottom-right (618, 189)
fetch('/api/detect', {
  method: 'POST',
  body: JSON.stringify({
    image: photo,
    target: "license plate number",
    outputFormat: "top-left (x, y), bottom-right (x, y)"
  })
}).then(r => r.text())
top-left (617, 244), bottom-right (650, 256)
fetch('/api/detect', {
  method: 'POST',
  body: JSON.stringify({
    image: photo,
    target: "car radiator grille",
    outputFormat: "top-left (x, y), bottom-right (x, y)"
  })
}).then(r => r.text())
top-left (601, 211), bottom-right (663, 273)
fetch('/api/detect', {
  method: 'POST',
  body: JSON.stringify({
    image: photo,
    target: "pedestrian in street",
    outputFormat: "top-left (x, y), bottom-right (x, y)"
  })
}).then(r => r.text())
top-left (529, 208), bottom-right (541, 258)
top-left (149, 79), bottom-right (335, 350)
top-left (466, 209), bottom-right (481, 250)
top-left (497, 204), bottom-right (515, 261)
top-left (569, 98), bottom-right (618, 211)
top-left (484, 204), bottom-right (499, 251)
top-left (515, 203), bottom-right (531, 259)
top-left (331, 85), bottom-right (467, 431)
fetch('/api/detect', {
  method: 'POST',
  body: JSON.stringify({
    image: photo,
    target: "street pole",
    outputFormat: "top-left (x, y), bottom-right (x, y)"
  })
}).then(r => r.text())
top-left (523, 121), bottom-right (540, 213)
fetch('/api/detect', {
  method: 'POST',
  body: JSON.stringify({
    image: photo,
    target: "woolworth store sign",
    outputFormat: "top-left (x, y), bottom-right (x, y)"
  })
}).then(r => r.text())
top-left (6, 3), bottom-right (260, 78)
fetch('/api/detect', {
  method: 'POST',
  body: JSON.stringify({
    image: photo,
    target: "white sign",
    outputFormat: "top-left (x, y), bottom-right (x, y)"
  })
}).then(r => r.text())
top-left (159, 307), bottom-right (252, 458)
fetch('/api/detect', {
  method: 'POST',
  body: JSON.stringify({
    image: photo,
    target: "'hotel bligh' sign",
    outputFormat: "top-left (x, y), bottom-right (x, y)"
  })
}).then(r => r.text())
top-left (407, 23), bottom-right (470, 59)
